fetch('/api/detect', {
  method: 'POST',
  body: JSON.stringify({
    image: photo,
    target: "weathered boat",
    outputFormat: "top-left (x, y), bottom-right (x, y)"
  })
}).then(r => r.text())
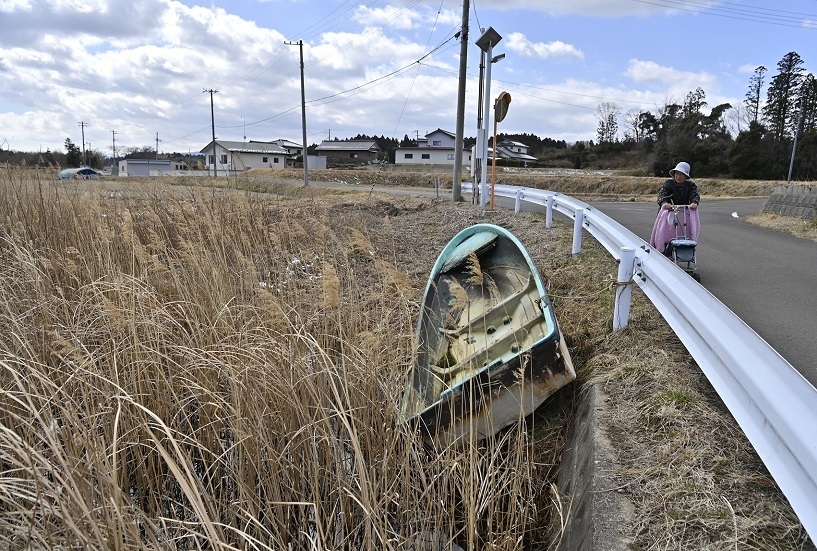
top-left (401, 223), bottom-right (575, 446)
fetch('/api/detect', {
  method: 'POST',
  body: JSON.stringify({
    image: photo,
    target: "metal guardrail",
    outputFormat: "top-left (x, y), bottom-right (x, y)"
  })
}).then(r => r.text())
top-left (463, 182), bottom-right (817, 541)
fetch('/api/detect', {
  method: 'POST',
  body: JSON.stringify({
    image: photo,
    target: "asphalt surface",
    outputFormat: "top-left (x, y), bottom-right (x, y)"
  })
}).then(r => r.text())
top-left (589, 198), bottom-right (817, 388)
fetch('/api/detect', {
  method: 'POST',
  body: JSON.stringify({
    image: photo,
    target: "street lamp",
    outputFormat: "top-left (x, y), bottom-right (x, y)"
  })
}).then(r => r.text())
top-left (475, 27), bottom-right (503, 208)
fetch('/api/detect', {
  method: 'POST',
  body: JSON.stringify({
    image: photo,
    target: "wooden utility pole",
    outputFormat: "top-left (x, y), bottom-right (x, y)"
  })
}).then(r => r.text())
top-left (204, 89), bottom-right (218, 177)
top-left (78, 121), bottom-right (88, 166)
top-left (286, 40), bottom-right (309, 186)
top-left (111, 130), bottom-right (118, 172)
top-left (451, 0), bottom-right (469, 201)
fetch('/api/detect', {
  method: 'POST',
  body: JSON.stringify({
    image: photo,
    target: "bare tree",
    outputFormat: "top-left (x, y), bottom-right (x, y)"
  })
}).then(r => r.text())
top-left (623, 108), bottom-right (643, 142)
top-left (595, 102), bottom-right (621, 144)
top-left (724, 103), bottom-right (751, 137)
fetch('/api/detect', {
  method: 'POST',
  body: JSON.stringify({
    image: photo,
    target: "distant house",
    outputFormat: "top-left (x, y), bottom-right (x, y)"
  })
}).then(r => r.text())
top-left (418, 128), bottom-right (456, 148)
top-left (200, 140), bottom-right (298, 172)
top-left (252, 139), bottom-right (303, 158)
top-left (118, 158), bottom-right (188, 176)
top-left (395, 129), bottom-right (471, 167)
top-left (314, 140), bottom-right (381, 165)
top-left (492, 139), bottom-right (538, 164)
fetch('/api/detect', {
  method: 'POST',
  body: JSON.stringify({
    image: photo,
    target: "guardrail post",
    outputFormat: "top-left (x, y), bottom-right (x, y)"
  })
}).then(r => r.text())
top-left (546, 195), bottom-right (554, 228)
top-left (514, 189), bottom-right (523, 213)
top-left (571, 210), bottom-right (584, 257)
top-left (613, 247), bottom-right (636, 330)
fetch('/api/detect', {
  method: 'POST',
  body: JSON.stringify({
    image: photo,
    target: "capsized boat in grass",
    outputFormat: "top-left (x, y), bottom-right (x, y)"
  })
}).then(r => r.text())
top-left (401, 223), bottom-right (575, 445)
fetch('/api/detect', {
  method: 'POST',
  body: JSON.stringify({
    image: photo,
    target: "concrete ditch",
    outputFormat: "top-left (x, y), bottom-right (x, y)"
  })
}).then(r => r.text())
top-left (556, 384), bottom-right (634, 551)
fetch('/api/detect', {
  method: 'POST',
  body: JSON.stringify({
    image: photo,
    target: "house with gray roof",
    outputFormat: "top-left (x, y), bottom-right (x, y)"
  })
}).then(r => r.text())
top-left (200, 140), bottom-right (298, 172)
top-left (493, 139), bottom-right (538, 163)
top-left (314, 140), bottom-right (381, 165)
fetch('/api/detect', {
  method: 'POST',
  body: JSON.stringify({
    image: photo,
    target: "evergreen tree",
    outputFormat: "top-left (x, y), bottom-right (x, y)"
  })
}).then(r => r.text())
top-left (726, 121), bottom-right (777, 179)
top-left (763, 52), bottom-right (805, 142)
top-left (744, 66), bottom-right (767, 123)
top-left (64, 138), bottom-right (82, 167)
top-left (683, 87), bottom-right (707, 117)
top-left (799, 74), bottom-right (817, 134)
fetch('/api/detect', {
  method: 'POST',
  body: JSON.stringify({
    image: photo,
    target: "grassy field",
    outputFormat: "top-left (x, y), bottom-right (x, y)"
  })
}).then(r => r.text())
top-left (0, 167), bottom-right (812, 549)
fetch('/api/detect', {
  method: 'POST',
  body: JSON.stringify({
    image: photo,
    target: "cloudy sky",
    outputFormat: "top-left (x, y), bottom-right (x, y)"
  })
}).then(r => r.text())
top-left (0, 0), bottom-right (815, 156)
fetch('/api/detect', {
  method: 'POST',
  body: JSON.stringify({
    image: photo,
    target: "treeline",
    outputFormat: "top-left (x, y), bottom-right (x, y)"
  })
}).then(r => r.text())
top-left (589, 51), bottom-right (816, 180)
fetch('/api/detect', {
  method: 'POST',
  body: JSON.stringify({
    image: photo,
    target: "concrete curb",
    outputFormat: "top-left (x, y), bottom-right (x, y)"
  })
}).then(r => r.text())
top-left (556, 384), bottom-right (634, 550)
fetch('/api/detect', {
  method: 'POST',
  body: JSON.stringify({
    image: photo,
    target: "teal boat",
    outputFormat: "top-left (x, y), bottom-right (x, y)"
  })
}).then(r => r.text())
top-left (402, 224), bottom-right (575, 446)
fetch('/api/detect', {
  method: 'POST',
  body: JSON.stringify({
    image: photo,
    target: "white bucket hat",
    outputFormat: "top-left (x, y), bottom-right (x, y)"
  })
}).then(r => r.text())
top-left (669, 161), bottom-right (691, 178)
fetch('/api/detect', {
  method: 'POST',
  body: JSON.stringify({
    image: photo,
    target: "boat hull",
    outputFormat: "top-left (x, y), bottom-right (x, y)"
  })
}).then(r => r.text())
top-left (402, 224), bottom-right (575, 446)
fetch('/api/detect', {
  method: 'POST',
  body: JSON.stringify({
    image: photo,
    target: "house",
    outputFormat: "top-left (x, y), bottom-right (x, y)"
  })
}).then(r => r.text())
top-left (200, 140), bottom-right (298, 172)
top-left (118, 158), bottom-right (188, 176)
top-left (314, 140), bottom-right (381, 165)
top-left (395, 129), bottom-right (471, 167)
top-left (418, 128), bottom-right (456, 148)
top-left (252, 139), bottom-right (303, 158)
top-left (492, 139), bottom-right (538, 164)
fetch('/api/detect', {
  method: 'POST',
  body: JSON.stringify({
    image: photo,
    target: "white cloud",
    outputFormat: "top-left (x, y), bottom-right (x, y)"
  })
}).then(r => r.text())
top-left (506, 32), bottom-right (583, 61)
top-left (353, 5), bottom-right (422, 30)
top-left (0, 0), bottom-right (32, 11)
top-left (625, 59), bottom-right (715, 88)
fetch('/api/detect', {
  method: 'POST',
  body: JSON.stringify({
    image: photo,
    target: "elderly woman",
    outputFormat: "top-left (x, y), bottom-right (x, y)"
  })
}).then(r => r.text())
top-left (658, 161), bottom-right (700, 210)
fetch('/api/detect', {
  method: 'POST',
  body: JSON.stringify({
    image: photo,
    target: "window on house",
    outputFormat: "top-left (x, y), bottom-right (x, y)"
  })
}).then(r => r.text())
top-left (263, 156), bottom-right (268, 163)
top-left (421, 153), bottom-right (430, 159)
top-left (220, 155), bottom-right (227, 164)
top-left (350, 153), bottom-right (358, 158)
top-left (432, 140), bottom-right (442, 146)
top-left (405, 153), bottom-right (413, 159)
top-left (208, 154), bottom-right (214, 164)
top-left (447, 154), bottom-right (455, 160)
top-left (274, 157), bottom-right (279, 163)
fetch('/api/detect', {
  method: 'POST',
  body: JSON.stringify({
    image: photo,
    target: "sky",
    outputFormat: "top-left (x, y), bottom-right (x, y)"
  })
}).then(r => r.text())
top-left (0, 0), bottom-right (816, 156)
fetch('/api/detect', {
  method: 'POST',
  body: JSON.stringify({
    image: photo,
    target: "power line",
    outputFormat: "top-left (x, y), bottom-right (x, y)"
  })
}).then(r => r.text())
top-left (628, 0), bottom-right (817, 29)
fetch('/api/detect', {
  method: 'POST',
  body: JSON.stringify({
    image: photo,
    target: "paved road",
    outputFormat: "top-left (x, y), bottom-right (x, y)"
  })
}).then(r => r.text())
top-left (587, 198), bottom-right (817, 388)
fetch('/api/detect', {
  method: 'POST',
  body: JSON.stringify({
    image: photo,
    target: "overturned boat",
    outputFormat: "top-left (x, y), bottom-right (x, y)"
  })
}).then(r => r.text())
top-left (402, 224), bottom-right (575, 446)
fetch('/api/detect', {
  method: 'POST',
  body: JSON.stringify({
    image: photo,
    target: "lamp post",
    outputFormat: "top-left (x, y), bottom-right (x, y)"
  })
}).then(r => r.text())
top-left (475, 27), bottom-right (502, 208)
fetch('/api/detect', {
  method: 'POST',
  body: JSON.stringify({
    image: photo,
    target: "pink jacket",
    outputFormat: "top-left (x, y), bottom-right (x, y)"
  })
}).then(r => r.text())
top-left (649, 207), bottom-right (700, 251)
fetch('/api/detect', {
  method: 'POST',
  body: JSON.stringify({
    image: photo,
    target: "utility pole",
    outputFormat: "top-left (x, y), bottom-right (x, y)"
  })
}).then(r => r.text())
top-left (451, 0), bottom-right (469, 201)
top-left (787, 75), bottom-right (812, 183)
top-left (78, 121), bottom-right (88, 166)
top-left (285, 39), bottom-right (309, 186)
top-left (111, 130), bottom-right (118, 173)
top-left (204, 89), bottom-right (218, 177)
top-left (155, 132), bottom-right (160, 160)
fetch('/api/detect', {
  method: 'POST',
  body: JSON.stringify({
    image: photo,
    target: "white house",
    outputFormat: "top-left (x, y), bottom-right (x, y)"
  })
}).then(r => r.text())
top-left (118, 158), bottom-right (188, 177)
top-left (395, 129), bottom-right (471, 167)
top-left (200, 140), bottom-right (298, 172)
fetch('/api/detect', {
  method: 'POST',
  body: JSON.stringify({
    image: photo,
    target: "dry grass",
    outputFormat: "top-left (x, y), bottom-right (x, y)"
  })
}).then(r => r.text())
top-left (242, 166), bottom-right (787, 202)
top-left (581, 286), bottom-right (814, 550)
top-left (747, 213), bottom-right (817, 242)
top-left (0, 168), bottom-right (576, 549)
top-left (0, 166), bottom-right (811, 549)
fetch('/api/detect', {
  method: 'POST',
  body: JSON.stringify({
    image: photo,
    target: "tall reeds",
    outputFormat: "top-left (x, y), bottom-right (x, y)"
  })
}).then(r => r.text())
top-left (0, 169), bottom-right (571, 549)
